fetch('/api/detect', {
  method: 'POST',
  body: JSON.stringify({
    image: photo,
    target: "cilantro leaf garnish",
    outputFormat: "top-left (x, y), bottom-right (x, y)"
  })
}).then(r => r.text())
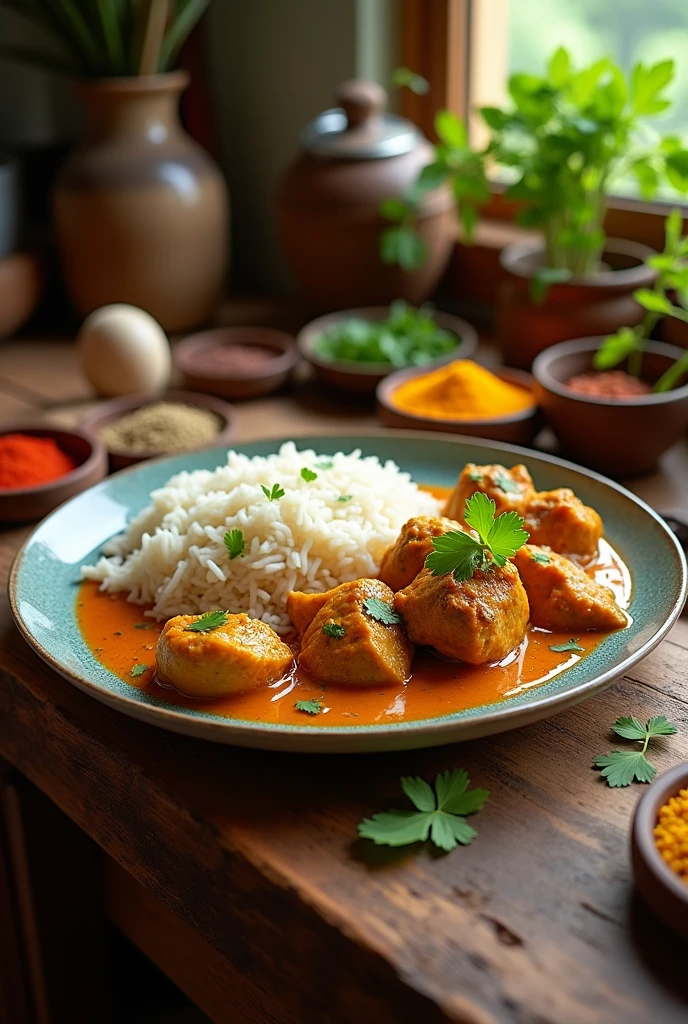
top-left (184, 610), bottom-right (229, 633)
top-left (316, 460), bottom-right (334, 470)
top-left (363, 596), bottom-right (401, 625)
top-left (425, 492), bottom-right (528, 582)
top-left (224, 528), bottom-right (245, 560)
top-left (322, 622), bottom-right (346, 638)
top-left (358, 769), bottom-right (489, 851)
top-left (134, 622), bottom-right (155, 630)
top-left (295, 698), bottom-right (323, 715)
top-left (468, 469), bottom-right (483, 482)
top-left (130, 663), bottom-right (148, 677)
top-left (549, 639), bottom-right (585, 653)
top-left (494, 472), bottom-right (521, 494)
top-left (301, 467), bottom-right (318, 482)
top-left (530, 550), bottom-right (551, 565)
top-left (261, 483), bottom-right (285, 502)
top-left (336, 495), bottom-right (352, 502)
top-left (593, 714), bottom-right (678, 787)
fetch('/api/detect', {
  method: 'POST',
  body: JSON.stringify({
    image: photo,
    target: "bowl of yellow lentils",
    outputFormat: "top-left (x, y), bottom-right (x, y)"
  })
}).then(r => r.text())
top-left (632, 763), bottom-right (688, 938)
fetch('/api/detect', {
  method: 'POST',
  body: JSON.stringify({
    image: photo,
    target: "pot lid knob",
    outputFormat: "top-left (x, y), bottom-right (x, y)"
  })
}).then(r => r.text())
top-left (335, 79), bottom-right (386, 129)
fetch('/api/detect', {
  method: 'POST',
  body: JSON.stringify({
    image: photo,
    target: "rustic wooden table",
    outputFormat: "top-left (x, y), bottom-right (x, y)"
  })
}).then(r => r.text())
top-left (1, 330), bottom-right (688, 1024)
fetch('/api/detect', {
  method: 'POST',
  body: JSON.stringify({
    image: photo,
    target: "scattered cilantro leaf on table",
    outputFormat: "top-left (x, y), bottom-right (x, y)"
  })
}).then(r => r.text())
top-left (549, 639), bottom-right (585, 653)
top-left (593, 714), bottom-right (678, 787)
top-left (301, 467), bottom-right (318, 482)
top-left (261, 483), bottom-right (285, 502)
top-left (358, 769), bottom-right (489, 852)
top-left (130, 663), bottom-right (148, 677)
top-left (224, 528), bottom-right (245, 560)
top-left (322, 622), bottom-right (346, 638)
top-left (363, 596), bottom-right (401, 625)
top-left (295, 698), bottom-right (323, 715)
top-left (184, 610), bottom-right (229, 633)
top-left (425, 492), bottom-right (529, 582)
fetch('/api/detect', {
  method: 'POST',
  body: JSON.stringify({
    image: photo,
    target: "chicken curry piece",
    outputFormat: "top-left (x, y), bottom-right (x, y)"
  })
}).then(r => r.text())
top-left (513, 545), bottom-right (627, 632)
top-left (156, 612), bottom-right (293, 697)
top-left (445, 463), bottom-right (535, 523)
top-left (395, 561), bottom-right (529, 665)
top-left (378, 515), bottom-right (465, 592)
top-left (296, 579), bottom-right (413, 687)
top-left (523, 490), bottom-right (602, 560)
top-left (286, 590), bottom-right (330, 634)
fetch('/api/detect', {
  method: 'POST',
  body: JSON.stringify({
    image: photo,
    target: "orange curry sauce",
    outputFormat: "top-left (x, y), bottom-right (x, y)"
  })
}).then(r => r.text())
top-left (76, 485), bottom-right (632, 727)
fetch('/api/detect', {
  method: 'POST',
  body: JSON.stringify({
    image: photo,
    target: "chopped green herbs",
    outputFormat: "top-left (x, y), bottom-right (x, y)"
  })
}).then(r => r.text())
top-left (134, 622), bottom-right (155, 630)
top-left (313, 300), bottom-right (460, 369)
top-left (322, 622), bottom-right (346, 638)
top-left (261, 483), bottom-right (285, 502)
top-left (358, 770), bottom-right (489, 851)
top-left (494, 472), bottom-right (521, 494)
top-left (224, 528), bottom-right (245, 560)
top-left (184, 610), bottom-right (229, 633)
top-left (468, 469), bottom-right (483, 482)
top-left (301, 467), bottom-right (318, 482)
top-left (295, 698), bottom-right (323, 715)
top-left (336, 495), bottom-right (352, 502)
top-left (130, 663), bottom-right (148, 677)
top-left (549, 639), bottom-right (584, 653)
top-left (426, 492), bottom-right (529, 582)
top-left (593, 714), bottom-right (678, 787)
top-left (315, 459), bottom-right (334, 470)
top-left (530, 550), bottom-right (551, 565)
top-left (363, 596), bottom-right (402, 626)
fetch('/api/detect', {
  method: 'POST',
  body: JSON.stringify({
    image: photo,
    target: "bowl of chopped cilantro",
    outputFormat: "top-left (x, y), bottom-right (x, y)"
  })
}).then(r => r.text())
top-left (297, 302), bottom-right (478, 394)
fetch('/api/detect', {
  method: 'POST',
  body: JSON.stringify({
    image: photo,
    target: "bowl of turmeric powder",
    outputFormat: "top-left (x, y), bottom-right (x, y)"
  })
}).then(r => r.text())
top-left (632, 762), bottom-right (688, 939)
top-left (376, 359), bottom-right (540, 444)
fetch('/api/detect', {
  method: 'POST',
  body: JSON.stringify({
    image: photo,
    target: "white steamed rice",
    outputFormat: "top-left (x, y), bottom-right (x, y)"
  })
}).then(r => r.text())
top-left (82, 442), bottom-right (440, 632)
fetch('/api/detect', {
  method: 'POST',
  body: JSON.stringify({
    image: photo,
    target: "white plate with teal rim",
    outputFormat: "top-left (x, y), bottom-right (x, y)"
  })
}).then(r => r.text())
top-left (9, 431), bottom-right (687, 753)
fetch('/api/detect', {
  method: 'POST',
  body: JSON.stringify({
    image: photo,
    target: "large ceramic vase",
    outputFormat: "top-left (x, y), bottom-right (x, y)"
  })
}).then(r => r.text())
top-left (54, 71), bottom-right (228, 333)
top-left (497, 238), bottom-right (656, 370)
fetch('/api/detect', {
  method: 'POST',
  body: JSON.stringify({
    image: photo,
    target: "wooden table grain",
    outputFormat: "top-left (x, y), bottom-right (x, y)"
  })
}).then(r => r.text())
top-left (1, 334), bottom-right (688, 1024)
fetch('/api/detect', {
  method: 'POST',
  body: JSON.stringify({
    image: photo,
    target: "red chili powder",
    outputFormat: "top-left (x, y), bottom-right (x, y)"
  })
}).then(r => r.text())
top-left (194, 344), bottom-right (279, 375)
top-left (0, 433), bottom-right (77, 490)
top-left (565, 371), bottom-right (651, 399)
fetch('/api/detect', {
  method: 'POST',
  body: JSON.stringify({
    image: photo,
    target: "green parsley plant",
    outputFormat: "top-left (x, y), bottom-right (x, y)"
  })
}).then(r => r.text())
top-left (594, 714), bottom-right (678, 787)
top-left (425, 492), bottom-right (529, 582)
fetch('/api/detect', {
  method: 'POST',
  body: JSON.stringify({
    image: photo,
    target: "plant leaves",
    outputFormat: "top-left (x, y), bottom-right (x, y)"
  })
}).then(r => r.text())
top-left (464, 491), bottom-right (495, 544)
top-left (425, 532), bottom-right (485, 582)
top-left (184, 610), bottom-right (229, 633)
top-left (401, 776), bottom-right (436, 812)
top-left (300, 467), bottom-right (317, 482)
top-left (358, 810), bottom-right (431, 847)
top-left (392, 66), bottom-right (429, 95)
top-left (633, 288), bottom-right (673, 314)
top-left (593, 327), bottom-right (641, 370)
top-left (611, 715), bottom-right (646, 741)
top-left (646, 715), bottom-right (678, 737)
top-left (486, 511), bottom-right (530, 563)
top-left (362, 596), bottom-right (401, 626)
top-left (294, 699), bottom-right (323, 715)
top-left (224, 528), bottom-right (245, 560)
top-left (631, 59), bottom-right (675, 116)
top-left (549, 639), bottom-right (585, 653)
top-left (130, 663), bottom-right (148, 677)
top-left (322, 622), bottom-right (345, 639)
top-left (435, 109), bottom-right (467, 148)
top-left (434, 768), bottom-right (469, 811)
top-left (594, 751), bottom-right (656, 787)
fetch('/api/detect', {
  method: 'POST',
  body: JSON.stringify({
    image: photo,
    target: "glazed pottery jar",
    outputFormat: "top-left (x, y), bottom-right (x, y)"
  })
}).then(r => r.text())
top-left (497, 239), bottom-right (656, 370)
top-left (276, 80), bottom-right (455, 310)
top-left (53, 72), bottom-right (228, 333)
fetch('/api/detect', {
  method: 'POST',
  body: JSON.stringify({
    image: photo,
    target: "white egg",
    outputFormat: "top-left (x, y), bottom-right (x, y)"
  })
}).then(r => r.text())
top-left (77, 304), bottom-right (171, 397)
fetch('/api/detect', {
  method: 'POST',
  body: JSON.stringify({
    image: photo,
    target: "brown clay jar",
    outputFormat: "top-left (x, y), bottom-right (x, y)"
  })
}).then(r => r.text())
top-left (497, 239), bottom-right (656, 370)
top-left (276, 80), bottom-right (455, 310)
top-left (53, 71), bottom-right (229, 333)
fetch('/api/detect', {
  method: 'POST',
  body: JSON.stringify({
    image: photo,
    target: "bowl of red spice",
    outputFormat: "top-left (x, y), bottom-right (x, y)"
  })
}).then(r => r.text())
top-left (632, 762), bottom-right (688, 939)
top-left (174, 326), bottom-right (299, 400)
top-left (0, 427), bottom-right (107, 523)
top-left (533, 338), bottom-right (688, 477)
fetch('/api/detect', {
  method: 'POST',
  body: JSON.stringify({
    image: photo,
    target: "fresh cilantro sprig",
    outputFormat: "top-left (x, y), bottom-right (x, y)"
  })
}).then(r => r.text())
top-left (358, 770), bottom-right (489, 852)
top-left (261, 483), bottom-right (285, 502)
top-left (426, 492), bottom-right (529, 582)
top-left (363, 596), bottom-right (401, 625)
top-left (130, 663), bottom-right (148, 677)
top-left (295, 698), bottom-right (323, 715)
top-left (301, 467), bottom-right (318, 482)
top-left (593, 715), bottom-right (678, 787)
top-left (224, 528), bottom-right (245, 560)
top-left (184, 610), bottom-right (229, 633)
top-left (322, 622), bottom-right (346, 638)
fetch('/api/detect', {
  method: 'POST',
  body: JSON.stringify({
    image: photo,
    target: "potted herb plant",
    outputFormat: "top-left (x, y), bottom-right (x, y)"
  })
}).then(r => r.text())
top-left (381, 48), bottom-right (688, 369)
top-left (0, 0), bottom-right (227, 332)
top-left (532, 211), bottom-right (688, 477)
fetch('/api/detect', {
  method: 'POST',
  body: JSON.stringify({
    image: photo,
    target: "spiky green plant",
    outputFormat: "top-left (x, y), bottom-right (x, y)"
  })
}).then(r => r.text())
top-left (0, 0), bottom-right (210, 78)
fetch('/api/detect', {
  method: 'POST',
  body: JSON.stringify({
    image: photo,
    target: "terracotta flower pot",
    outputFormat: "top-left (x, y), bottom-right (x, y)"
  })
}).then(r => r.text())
top-left (53, 71), bottom-right (229, 333)
top-left (497, 239), bottom-right (656, 370)
top-left (532, 338), bottom-right (688, 477)
top-left (276, 80), bottom-right (455, 311)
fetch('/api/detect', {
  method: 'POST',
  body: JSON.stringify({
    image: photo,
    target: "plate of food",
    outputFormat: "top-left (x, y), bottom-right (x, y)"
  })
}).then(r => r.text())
top-left (9, 432), bottom-right (686, 752)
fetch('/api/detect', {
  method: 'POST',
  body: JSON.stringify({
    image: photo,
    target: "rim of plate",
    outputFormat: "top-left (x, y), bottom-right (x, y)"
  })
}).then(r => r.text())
top-left (8, 428), bottom-right (688, 748)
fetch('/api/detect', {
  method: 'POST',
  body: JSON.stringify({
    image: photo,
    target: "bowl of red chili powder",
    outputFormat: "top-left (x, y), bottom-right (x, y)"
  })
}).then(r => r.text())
top-left (0, 427), bottom-right (107, 522)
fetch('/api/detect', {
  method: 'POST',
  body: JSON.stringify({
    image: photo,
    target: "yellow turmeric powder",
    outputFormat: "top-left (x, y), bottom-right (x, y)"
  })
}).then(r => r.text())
top-left (654, 787), bottom-right (688, 883)
top-left (391, 360), bottom-right (534, 421)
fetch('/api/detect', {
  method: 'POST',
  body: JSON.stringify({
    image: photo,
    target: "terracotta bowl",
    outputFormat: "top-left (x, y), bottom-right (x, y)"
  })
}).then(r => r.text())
top-left (377, 366), bottom-right (540, 445)
top-left (0, 426), bottom-right (107, 523)
top-left (297, 306), bottom-right (479, 395)
top-left (174, 326), bottom-right (299, 399)
top-left (533, 338), bottom-right (688, 477)
top-left (631, 763), bottom-right (688, 939)
top-left (81, 390), bottom-right (237, 471)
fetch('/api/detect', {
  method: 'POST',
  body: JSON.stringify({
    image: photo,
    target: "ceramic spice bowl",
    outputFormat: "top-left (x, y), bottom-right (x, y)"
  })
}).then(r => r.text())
top-left (377, 366), bottom-right (540, 445)
top-left (0, 426), bottom-right (107, 523)
top-left (297, 307), bottom-right (479, 395)
top-left (81, 389), bottom-right (237, 471)
top-left (631, 762), bottom-right (688, 939)
top-left (174, 326), bottom-right (299, 399)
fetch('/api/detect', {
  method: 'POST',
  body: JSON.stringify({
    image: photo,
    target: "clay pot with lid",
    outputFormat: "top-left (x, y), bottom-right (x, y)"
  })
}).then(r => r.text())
top-left (276, 80), bottom-right (455, 310)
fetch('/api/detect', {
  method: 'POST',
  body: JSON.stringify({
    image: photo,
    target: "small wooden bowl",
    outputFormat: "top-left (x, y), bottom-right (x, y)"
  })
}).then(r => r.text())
top-left (174, 326), bottom-right (299, 399)
top-left (377, 366), bottom-right (540, 445)
top-left (81, 390), bottom-right (237, 471)
top-left (0, 426), bottom-right (107, 523)
top-left (631, 763), bottom-right (688, 939)
top-left (297, 307), bottom-right (479, 395)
